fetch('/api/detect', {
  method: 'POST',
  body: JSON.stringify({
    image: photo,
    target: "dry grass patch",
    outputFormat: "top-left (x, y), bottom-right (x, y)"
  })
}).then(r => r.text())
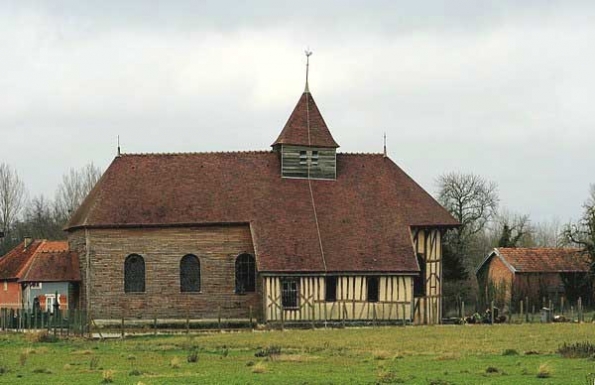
top-left (251, 361), bottom-right (268, 374)
top-left (536, 363), bottom-right (552, 378)
top-left (276, 354), bottom-right (319, 362)
top-left (372, 350), bottom-right (392, 360)
top-left (72, 349), bottom-right (94, 355)
top-left (170, 357), bottom-right (181, 369)
top-left (435, 352), bottom-right (460, 361)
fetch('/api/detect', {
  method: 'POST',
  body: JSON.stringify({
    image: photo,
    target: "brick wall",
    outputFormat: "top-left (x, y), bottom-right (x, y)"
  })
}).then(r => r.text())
top-left (68, 225), bottom-right (261, 320)
top-left (485, 255), bottom-right (514, 306)
top-left (0, 281), bottom-right (21, 308)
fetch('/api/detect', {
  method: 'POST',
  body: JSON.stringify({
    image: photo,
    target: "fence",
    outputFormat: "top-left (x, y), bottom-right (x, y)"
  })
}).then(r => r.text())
top-left (0, 307), bottom-right (88, 336)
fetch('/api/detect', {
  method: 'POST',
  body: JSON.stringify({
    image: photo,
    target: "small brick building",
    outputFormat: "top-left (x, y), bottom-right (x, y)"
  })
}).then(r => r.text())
top-left (66, 76), bottom-right (458, 324)
top-left (476, 247), bottom-right (591, 310)
top-left (0, 240), bottom-right (80, 311)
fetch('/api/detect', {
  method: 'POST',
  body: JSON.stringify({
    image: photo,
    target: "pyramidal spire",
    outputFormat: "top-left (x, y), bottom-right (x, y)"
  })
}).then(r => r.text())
top-left (304, 49), bottom-right (312, 93)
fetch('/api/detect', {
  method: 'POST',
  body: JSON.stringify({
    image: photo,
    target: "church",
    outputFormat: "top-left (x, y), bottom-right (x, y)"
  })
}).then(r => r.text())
top-left (66, 59), bottom-right (458, 325)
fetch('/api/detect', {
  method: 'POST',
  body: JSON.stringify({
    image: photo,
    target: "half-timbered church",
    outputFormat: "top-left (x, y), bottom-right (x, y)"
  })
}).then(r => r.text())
top-left (66, 58), bottom-right (458, 325)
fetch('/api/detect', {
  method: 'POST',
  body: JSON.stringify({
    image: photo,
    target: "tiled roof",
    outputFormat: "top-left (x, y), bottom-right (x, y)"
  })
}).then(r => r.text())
top-left (0, 240), bottom-right (80, 282)
top-left (0, 240), bottom-right (43, 280)
top-left (480, 247), bottom-right (590, 274)
top-left (66, 151), bottom-right (458, 273)
top-left (272, 92), bottom-right (339, 148)
top-left (20, 241), bottom-right (81, 282)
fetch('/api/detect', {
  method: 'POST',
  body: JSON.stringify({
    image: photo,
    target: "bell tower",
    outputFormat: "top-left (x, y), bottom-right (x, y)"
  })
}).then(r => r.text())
top-left (272, 51), bottom-right (339, 180)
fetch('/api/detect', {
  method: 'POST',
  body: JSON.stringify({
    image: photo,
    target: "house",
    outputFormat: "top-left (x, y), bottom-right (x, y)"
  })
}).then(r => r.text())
top-left (65, 69), bottom-right (458, 325)
top-left (476, 247), bottom-right (591, 310)
top-left (0, 239), bottom-right (80, 312)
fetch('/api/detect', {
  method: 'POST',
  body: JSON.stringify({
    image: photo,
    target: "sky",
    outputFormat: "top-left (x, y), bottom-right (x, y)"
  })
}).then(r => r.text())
top-left (1, 1), bottom-right (594, 224)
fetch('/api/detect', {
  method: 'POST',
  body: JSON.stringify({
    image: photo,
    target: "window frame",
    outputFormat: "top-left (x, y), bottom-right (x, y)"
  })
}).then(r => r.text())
top-left (413, 253), bottom-right (427, 298)
top-left (235, 253), bottom-right (256, 294)
top-left (367, 276), bottom-right (380, 303)
top-left (325, 276), bottom-right (337, 302)
top-left (124, 254), bottom-right (146, 293)
top-left (180, 254), bottom-right (201, 293)
top-left (281, 277), bottom-right (300, 309)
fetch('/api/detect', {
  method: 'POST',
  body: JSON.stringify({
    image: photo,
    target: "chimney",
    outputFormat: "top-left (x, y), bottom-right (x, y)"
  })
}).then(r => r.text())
top-left (23, 237), bottom-right (33, 249)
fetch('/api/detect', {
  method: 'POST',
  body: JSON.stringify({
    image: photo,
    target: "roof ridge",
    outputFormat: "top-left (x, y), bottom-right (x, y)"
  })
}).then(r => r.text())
top-left (338, 152), bottom-right (385, 156)
top-left (120, 150), bottom-right (272, 157)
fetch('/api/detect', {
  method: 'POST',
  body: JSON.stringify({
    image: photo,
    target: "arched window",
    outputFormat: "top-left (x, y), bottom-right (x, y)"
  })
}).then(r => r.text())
top-left (235, 253), bottom-right (256, 294)
top-left (124, 254), bottom-right (145, 293)
top-left (180, 254), bottom-right (201, 292)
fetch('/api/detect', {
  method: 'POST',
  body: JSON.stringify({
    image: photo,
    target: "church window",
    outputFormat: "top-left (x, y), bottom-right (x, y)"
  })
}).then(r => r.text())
top-left (124, 254), bottom-right (145, 293)
top-left (180, 254), bottom-right (201, 292)
top-left (367, 276), bottom-right (379, 302)
top-left (281, 278), bottom-right (299, 308)
top-left (235, 253), bottom-right (256, 293)
top-left (414, 253), bottom-right (427, 297)
top-left (325, 276), bottom-right (337, 302)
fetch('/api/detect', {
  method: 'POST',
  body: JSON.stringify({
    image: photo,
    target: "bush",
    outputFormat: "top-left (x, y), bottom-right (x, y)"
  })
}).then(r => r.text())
top-left (254, 346), bottom-right (281, 359)
top-left (536, 363), bottom-right (552, 378)
top-left (187, 347), bottom-right (199, 363)
top-left (502, 349), bottom-right (519, 356)
top-left (102, 369), bottom-right (114, 383)
top-left (485, 366), bottom-right (499, 373)
top-left (25, 331), bottom-right (57, 343)
top-left (557, 341), bottom-right (595, 358)
top-left (89, 357), bottom-right (100, 370)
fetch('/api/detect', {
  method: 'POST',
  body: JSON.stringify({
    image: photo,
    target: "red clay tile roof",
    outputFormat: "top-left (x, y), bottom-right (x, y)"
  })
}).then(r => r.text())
top-left (20, 241), bottom-right (81, 282)
top-left (0, 240), bottom-right (43, 280)
top-left (66, 152), bottom-right (457, 273)
top-left (272, 92), bottom-right (339, 148)
top-left (0, 240), bottom-right (80, 282)
top-left (483, 248), bottom-right (590, 274)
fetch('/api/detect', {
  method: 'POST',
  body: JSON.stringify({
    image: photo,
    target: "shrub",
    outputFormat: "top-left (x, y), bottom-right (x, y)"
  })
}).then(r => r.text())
top-left (254, 346), bottom-right (281, 359)
top-left (485, 366), bottom-right (499, 374)
top-left (536, 363), bottom-right (552, 378)
top-left (32, 368), bottom-right (52, 374)
top-left (502, 349), bottom-right (519, 356)
top-left (251, 362), bottom-right (267, 374)
top-left (25, 331), bottom-right (57, 343)
top-left (129, 369), bottom-right (142, 376)
top-left (187, 347), bottom-right (199, 363)
top-left (102, 369), bottom-right (114, 383)
top-left (170, 357), bottom-right (181, 369)
top-left (89, 356), bottom-right (100, 370)
top-left (557, 341), bottom-right (595, 358)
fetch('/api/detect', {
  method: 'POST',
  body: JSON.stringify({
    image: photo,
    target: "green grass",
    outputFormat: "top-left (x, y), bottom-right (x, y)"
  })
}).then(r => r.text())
top-left (0, 323), bottom-right (594, 384)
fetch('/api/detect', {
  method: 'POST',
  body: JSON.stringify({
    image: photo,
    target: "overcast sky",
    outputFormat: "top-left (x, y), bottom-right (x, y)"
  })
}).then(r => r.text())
top-left (1, 1), bottom-right (594, 223)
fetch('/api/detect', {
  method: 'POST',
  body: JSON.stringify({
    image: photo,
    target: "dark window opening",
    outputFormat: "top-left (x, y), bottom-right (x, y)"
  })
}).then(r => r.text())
top-left (124, 254), bottom-right (145, 293)
top-left (367, 276), bottom-right (379, 302)
top-left (180, 254), bottom-right (201, 292)
top-left (281, 278), bottom-right (299, 308)
top-left (414, 253), bottom-right (426, 297)
top-left (311, 151), bottom-right (319, 166)
top-left (299, 151), bottom-right (307, 165)
top-left (325, 276), bottom-right (337, 302)
top-left (235, 253), bottom-right (256, 294)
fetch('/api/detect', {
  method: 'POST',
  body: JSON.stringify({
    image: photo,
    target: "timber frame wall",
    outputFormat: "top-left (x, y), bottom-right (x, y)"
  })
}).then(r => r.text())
top-left (263, 275), bottom-right (413, 323)
top-left (411, 228), bottom-right (442, 324)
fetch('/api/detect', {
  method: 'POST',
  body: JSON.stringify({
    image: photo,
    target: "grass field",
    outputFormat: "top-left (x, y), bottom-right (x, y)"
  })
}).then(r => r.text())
top-left (0, 323), bottom-right (594, 384)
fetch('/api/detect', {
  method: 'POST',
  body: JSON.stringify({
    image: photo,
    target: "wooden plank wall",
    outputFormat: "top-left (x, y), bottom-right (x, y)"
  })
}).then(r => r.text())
top-left (412, 228), bottom-right (442, 324)
top-left (263, 275), bottom-right (412, 322)
top-left (281, 145), bottom-right (336, 180)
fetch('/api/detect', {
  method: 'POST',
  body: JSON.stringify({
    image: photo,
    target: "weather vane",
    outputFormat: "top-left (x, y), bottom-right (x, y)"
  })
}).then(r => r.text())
top-left (305, 49), bottom-right (313, 92)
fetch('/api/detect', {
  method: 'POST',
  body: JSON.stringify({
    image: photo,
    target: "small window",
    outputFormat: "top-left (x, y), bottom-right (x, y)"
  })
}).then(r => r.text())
top-left (311, 151), bottom-right (319, 166)
top-left (235, 253), bottom-right (256, 294)
top-left (124, 254), bottom-right (146, 293)
top-left (281, 278), bottom-right (299, 308)
top-left (414, 253), bottom-right (426, 297)
top-left (367, 276), bottom-right (379, 302)
top-left (30, 282), bottom-right (42, 289)
top-left (180, 254), bottom-right (201, 292)
top-left (325, 276), bottom-right (337, 302)
top-left (299, 151), bottom-right (307, 165)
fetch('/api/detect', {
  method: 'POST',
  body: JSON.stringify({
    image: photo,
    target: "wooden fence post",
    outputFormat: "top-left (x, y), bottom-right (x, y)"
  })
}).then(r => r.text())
top-left (578, 297), bottom-right (583, 323)
top-left (153, 314), bottom-right (157, 336)
top-left (218, 306), bottom-right (222, 331)
top-left (519, 300), bottom-right (523, 324)
top-left (490, 301), bottom-right (494, 325)
top-left (121, 317), bottom-right (125, 338)
top-left (186, 307), bottom-right (190, 335)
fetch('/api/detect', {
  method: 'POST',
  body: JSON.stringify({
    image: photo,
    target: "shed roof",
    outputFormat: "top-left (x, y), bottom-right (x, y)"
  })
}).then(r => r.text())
top-left (477, 247), bottom-right (590, 274)
top-left (0, 240), bottom-right (80, 282)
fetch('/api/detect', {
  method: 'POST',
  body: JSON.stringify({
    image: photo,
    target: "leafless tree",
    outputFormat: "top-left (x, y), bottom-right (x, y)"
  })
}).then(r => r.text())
top-left (564, 184), bottom-right (595, 260)
top-left (0, 163), bottom-right (26, 246)
top-left (17, 195), bottom-right (65, 240)
top-left (532, 218), bottom-right (563, 247)
top-left (436, 172), bottom-right (499, 280)
top-left (54, 163), bottom-right (102, 225)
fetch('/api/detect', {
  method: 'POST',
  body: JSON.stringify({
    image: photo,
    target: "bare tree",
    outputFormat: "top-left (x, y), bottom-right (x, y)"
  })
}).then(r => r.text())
top-left (17, 195), bottom-right (65, 240)
top-left (532, 218), bottom-right (563, 247)
top-left (564, 184), bottom-right (595, 260)
top-left (54, 163), bottom-right (102, 225)
top-left (0, 163), bottom-right (26, 249)
top-left (494, 211), bottom-right (532, 248)
top-left (436, 172), bottom-right (499, 280)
